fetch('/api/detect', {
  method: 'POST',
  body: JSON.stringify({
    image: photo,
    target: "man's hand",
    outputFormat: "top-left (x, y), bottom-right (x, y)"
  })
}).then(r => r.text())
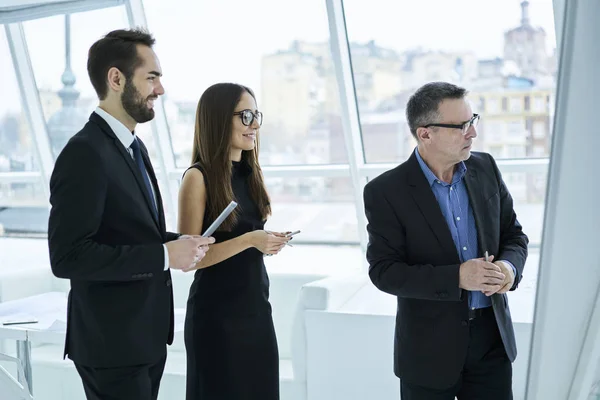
top-left (482, 261), bottom-right (514, 296)
top-left (165, 236), bottom-right (215, 270)
top-left (179, 235), bottom-right (213, 254)
top-left (459, 255), bottom-right (506, 293)
top-left (178, 235), bottom-right (215, 270)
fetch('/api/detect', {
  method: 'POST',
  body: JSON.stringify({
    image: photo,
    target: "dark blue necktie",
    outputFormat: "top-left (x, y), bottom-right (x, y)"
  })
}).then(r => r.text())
top-left (130, 138), bottom-right (158, 219)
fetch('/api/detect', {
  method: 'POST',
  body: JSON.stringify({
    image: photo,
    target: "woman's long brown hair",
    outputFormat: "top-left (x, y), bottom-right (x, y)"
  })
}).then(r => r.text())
top-left (190, 83), bottom-right (271, 231)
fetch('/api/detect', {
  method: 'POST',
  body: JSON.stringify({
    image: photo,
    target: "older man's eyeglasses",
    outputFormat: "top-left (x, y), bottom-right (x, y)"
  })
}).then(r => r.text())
top-left (423, 113), bottom-right (480, 135)
top-left (233, 109), bottom-right (263, 127)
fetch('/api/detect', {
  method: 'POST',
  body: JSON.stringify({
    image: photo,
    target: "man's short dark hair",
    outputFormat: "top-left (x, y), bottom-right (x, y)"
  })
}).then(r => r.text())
top-left (405, 82), bottom-right (468, 140)
top-left (87, 28), bottom-right (155, 100)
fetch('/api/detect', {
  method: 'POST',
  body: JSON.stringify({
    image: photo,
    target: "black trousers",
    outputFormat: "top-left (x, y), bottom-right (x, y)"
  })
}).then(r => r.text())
top-left (74, 354), bottom-right (167, 400)
top-left (401, 308), bottom-right (513, 400)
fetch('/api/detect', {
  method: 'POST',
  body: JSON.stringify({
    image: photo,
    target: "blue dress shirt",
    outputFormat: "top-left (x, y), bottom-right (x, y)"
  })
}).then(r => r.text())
top-left (415, 149), bottom-right (515, 309)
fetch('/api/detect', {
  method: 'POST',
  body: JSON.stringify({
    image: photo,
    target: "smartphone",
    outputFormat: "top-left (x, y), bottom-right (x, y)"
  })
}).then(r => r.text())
top-left (286, 230), bottom-right (301, 237)
top-left (202, 201), bottom-right (238, 237)
top-left (2, 318), bottom-right (38, 326)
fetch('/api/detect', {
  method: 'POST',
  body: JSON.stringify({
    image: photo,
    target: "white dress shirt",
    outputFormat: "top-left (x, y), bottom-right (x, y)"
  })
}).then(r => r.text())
top-left (94, 107), bottom-right (170, 270)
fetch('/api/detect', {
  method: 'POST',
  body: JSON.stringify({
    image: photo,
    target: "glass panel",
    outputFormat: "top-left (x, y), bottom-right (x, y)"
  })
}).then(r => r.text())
top-left (344, 0), bottom-right (557, 162)
top-left (504, 170), bottom-right (547, 247)
top-left (167, 175), bottom-right (359, 243)
top-left (503, 168), bottom-right (546, 324)
top-left (142, 0), bottom-right (348, 168)
top-left (265, 177), bottom-right (358, 243)
top-left (0, 29), bottom-right (48, 237)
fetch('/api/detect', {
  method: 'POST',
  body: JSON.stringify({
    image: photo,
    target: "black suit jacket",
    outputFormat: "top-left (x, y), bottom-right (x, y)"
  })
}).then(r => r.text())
top-left (363, 150), bottom-right (528, 389)
top-left (48, 112), bottom-right (180, 368)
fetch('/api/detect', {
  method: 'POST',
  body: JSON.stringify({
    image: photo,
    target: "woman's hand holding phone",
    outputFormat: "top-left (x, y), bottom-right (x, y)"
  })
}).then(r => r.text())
top-left (249, 230), bottom-right (290, 255)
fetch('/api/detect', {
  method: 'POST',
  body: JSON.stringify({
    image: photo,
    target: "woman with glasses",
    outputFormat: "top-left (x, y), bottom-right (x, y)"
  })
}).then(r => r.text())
top-left (178, 82), bottom-right (290, 399)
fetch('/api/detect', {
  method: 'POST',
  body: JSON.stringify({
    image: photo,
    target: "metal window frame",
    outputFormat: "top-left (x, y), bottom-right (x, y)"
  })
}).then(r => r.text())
top-left (165, 158), bottom-right (549, 181)
top-left (0, 0), bottom-right (125, 24)
top-left (325, 0), bottom-right (368, 252)
top-left (1, 156), bottom-right (549, 201)
top-left (5, 22), bottom-right (54, 203)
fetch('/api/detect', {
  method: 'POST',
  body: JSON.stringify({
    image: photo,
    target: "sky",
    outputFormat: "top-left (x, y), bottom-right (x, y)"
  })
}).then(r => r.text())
top-left (0, 0), bottom-right (557, 116)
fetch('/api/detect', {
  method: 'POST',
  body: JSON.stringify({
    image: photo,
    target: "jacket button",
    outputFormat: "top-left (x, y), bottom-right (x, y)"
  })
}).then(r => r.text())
top-left (166, 279), bottom-right (172, 287)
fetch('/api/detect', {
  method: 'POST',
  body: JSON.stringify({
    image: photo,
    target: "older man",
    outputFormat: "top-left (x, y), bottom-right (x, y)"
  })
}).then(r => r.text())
top-left (363, 82), bottom-right (528, 400)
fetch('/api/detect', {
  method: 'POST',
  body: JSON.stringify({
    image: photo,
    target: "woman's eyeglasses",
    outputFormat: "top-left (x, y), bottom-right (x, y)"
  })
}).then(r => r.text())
top-left (233, 109), bottom-right (263, 127)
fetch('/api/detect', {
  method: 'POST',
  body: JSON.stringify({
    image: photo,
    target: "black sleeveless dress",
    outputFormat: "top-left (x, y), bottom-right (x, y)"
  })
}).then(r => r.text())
top-left (184, 160), bottom-right (279, 400)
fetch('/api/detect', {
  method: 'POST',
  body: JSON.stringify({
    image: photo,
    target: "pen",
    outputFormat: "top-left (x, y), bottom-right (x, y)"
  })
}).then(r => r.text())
top-left (2, 320), bottom-right (38, 326)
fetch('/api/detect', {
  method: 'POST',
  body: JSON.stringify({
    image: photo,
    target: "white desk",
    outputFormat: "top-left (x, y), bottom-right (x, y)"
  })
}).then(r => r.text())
top-left (0, 292), bottom-right (186, 396)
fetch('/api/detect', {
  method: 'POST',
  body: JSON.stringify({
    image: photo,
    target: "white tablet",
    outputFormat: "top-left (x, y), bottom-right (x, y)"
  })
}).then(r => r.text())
top-left (201, 201), bottom-right (238, 237)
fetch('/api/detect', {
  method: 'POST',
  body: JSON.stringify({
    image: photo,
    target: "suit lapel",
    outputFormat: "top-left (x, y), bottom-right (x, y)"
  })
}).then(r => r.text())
top-left (464, 167), bottom-right (487, 256)
top-left (406, 154), bottom-right (459, 261)
top-left (90, 113), bottom-right (161, 231)
top-left (113, 139), bottom-right (161, 230)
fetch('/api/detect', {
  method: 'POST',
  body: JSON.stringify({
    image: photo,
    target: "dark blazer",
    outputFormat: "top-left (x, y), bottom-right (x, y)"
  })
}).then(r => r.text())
top-left (363, 150), bottom-right (528, 390)
top-left (48, 112), bottom-right (179, 368)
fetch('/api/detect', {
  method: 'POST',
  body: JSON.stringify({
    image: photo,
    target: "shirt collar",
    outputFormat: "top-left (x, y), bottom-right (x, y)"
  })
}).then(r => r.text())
top-left (415, 147), bottom-right (467, 187)
top-left (95, 107), bottom-right (136, 149)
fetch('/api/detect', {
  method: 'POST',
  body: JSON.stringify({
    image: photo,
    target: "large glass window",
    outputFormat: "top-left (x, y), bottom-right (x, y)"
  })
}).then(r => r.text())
top-left (265, 176), bottom-right (358, 243)
top-left (142, 0), bottom-right (348, 169)
top-left (344, 0), bottom-right (557, 163)
top-left (0, 0), bottom-right (584, 397)
top-left (142, 0), bottom-right (355, 242)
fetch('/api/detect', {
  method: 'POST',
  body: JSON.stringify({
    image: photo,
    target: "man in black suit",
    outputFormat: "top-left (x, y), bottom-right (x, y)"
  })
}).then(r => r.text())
top-left (47, 29), bottom-right (214, 400)
top-left (364, 82), bottom-right (528, 400)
